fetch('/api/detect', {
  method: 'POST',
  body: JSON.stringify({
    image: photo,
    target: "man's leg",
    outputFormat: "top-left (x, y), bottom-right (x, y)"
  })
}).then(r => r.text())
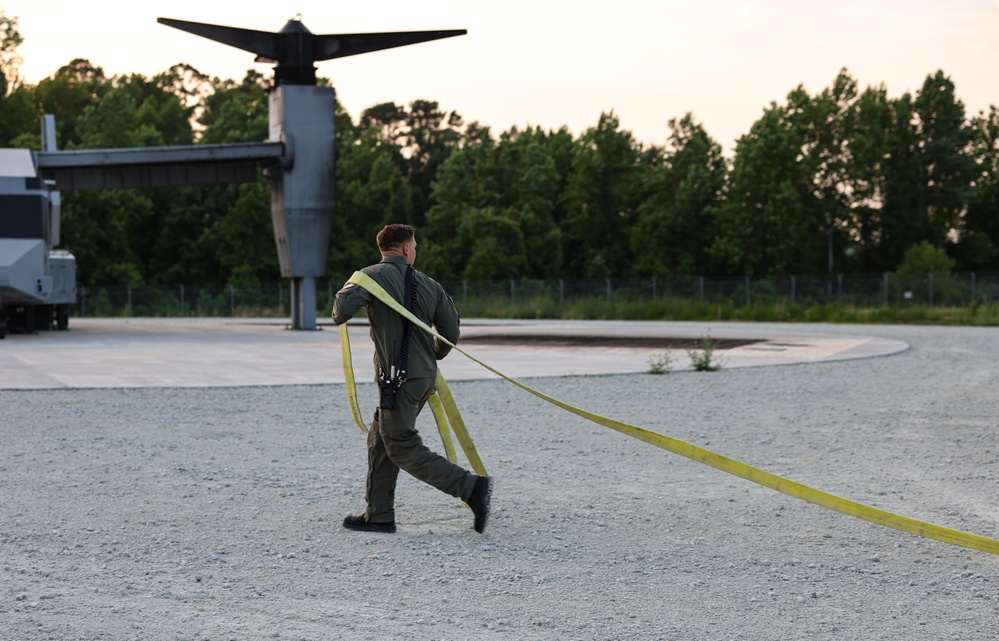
top-left (363, 409), bottom-right (400, 524)
top-left (380, 378), bottom-right (477, 502)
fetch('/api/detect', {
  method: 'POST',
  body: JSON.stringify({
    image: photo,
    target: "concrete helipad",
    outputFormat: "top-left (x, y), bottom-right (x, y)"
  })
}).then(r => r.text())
top-left (0, 317), bottom-right (909, 389)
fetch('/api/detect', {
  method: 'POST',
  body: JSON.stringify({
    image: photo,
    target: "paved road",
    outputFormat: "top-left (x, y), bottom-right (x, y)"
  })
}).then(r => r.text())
top-left (0, 317), bottom-right (908, 389)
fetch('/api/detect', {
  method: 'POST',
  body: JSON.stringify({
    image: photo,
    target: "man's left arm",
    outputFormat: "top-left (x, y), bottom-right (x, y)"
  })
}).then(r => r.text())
top-left (432, 287), bottom-right (461, 360)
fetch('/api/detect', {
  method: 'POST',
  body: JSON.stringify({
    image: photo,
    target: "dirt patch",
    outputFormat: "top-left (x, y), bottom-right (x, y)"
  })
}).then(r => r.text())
top-left (461, 334), bottom-right (763, 350)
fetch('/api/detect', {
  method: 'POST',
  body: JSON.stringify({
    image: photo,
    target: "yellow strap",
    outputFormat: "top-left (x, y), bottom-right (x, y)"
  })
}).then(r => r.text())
top-left (435, 371), bottom-right (487, 476)
top-left (339, 322), bottom-right (368, 433)
top-left (343, 271), bottom-right (999, 555)
top-left (427, 392), bottom-right (458, 464)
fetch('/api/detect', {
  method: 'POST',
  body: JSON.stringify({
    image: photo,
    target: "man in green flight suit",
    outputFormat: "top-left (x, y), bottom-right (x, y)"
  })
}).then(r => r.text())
top-left (333, 224), bottom-right (492, 534)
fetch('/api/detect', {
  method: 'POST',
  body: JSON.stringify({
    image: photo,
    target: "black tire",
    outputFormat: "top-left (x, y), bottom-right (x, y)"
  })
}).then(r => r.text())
top-left (23, 305), bottom-right (35, 334)
top-left (37, 305), bottom-right (53, 331)
top-left (56, 304), bottom-right (69, 330)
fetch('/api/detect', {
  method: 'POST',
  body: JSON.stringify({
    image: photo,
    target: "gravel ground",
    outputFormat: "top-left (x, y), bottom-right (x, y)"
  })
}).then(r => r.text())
top-left (1, 323), bottom-right (998, 640)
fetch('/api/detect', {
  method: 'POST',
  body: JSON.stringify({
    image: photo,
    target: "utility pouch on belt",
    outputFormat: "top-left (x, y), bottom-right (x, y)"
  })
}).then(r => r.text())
top-left (378, 265), bottom-right (416, 411)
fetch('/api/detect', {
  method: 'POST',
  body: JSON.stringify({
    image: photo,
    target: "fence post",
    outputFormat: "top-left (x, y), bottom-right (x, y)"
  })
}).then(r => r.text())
top-left (652, 276), bottom-right (657, 300)
top-left (230, 285), bottom-right (235, 317)
top-left (791, 275), bottom-right (796, 305)
top-left (180, 284), bottom-right (185, 317)
top-left (278, 282), bottom-right (283, 315)
top-left (559, 279), bottom-right (564, 306)
top-left (127, 285), bottom-right (132, 317)
top-left (928, 273), bottom-right (934, 307)
top-left (81, 286), bottom-right (86, 317)
top-left (462, 280), bottom-right (467, 303)
top-left (745, 276), bottom-right (750, 307)
top-left (510, 279), bottom-right (515, 303)
top-left (883, 273), bottom-right (888, 307)
top-left (606, 278), bottom-right (612, 305)
top-left (699, 277), bottom-right (704, 302)
top-left (837, 274), bottom-right (843, 305)
top-left (971, 272), bottom-right (976, 303)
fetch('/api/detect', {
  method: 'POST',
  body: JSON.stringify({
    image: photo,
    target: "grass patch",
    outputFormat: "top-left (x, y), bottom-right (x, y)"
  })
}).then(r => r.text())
top-left (452, 295), bottom-right (999, 326)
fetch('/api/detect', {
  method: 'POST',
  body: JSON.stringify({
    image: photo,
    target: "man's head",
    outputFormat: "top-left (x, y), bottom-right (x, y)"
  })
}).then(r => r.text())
top-left (377, 224), bottom-right (418, 265)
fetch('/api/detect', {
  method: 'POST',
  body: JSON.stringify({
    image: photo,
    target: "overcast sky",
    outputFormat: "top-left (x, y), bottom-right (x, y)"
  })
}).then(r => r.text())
top-left (7, 1), bottom-right (999, 153)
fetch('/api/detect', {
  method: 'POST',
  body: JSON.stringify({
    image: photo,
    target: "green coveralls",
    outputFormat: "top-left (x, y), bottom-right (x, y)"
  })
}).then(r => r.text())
top-left (332, 256), bottom-right (476, 524)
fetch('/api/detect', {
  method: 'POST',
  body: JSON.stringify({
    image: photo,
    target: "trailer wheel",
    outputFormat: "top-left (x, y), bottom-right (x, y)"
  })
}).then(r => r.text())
top-left (23, 305), bottom-right (35, 334)
top-left (36, 305), bottom-right (53, 331)
top-left (56, 304), bottom-right (69, 330)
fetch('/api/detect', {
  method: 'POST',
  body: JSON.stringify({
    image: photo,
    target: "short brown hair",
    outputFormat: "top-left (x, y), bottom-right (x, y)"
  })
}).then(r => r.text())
top-left (376, 224), bottom-right (415, 251)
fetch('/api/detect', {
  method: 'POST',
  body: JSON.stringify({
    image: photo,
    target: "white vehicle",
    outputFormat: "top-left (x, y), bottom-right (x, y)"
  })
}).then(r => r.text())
top-left (0, 148), bottom-right (76, 338)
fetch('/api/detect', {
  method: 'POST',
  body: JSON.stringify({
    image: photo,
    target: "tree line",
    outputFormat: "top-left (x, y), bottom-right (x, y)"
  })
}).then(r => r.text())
top-left (2, 12), bottom-right (998, 288)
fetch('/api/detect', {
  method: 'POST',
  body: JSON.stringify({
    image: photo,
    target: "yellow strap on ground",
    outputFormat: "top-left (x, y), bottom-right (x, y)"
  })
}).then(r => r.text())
top-left (343, 271), bottom-right (999, 555)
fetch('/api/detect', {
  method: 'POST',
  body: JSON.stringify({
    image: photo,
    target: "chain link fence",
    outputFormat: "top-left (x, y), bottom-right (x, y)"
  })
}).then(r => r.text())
top-left (73, 272), bottom-right (999, 318)
top-left (442, 273), bottom-right (999, 308)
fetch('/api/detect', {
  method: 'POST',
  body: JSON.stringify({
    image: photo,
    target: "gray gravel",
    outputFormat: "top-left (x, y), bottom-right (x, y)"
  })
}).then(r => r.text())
top-left (2, 323), bottom-right (999, 640)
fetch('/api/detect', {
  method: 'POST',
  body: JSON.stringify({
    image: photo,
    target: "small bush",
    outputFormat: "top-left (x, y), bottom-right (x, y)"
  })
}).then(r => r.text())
top-left (647, 351), bottom-right (674, 375)
top-left (688, 334), bottom-right (725, 372)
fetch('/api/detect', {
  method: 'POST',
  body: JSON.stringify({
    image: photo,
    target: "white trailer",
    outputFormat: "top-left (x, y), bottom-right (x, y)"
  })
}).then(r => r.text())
top-left (0, 148), bottom-right (76, 338)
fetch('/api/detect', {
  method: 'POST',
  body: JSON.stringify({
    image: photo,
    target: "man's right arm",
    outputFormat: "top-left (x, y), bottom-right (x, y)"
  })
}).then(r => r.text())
top-left (432, 288), bottom-right (461, 360)
top-left (332, 281), bottom-right (372, 325)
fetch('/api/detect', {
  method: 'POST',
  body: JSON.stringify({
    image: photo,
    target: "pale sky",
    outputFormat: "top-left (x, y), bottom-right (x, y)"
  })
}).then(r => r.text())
top-left (6, 1), bottom-right (999, 153)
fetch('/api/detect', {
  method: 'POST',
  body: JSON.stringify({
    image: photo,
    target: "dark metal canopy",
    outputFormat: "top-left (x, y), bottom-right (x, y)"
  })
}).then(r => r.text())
top-left (158, 17), bottom-right (466, 85)
top-left (35, 142), bottom-right (284, 191)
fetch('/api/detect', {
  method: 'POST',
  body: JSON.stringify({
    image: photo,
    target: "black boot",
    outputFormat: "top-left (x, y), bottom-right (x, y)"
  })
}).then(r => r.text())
top-left (343, 514), bottom-right (396, 533)
top-left (467, 476), bottom-right (492, 534)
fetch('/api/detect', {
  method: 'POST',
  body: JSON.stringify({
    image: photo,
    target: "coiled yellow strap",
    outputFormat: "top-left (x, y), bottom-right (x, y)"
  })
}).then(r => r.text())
top-left (338, 271), bottom-right (999, 555)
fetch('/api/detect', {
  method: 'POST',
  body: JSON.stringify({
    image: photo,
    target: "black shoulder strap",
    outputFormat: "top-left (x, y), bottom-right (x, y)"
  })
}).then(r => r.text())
top-left (396, 265), bottom-right (417, 378)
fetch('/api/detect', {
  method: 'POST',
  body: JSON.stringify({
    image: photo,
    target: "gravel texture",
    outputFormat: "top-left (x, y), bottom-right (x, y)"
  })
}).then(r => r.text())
top-left (1, 323), bottom-right (998, 640)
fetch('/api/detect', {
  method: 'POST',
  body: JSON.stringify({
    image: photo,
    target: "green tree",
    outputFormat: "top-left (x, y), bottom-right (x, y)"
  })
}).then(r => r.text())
top-left (459, 208), bottom-right (528, 281)
top-left (630, 113), bottom-right (726, 277)
top-left (424, 124), bottom-right (571, 281)
top-left (359, 101), bottom-right (407, 145)
top-left (504, 132), bottom-right (564, 278)
top-left (895, 240), bottom-right (955, 276)
top-left (75, 73), bottom-right (194, 148)
top-left (962, 105), bottom-right (999, 270)
top-left (840, 83), bottom-right (894, 273)
top-left (34, 59), bottom-right (109, 148)
top-left (212, 180), bottom-right (280, 284)
top-left (913, 71), bottom-right (977, 250)
top-left (329, 126), bottom-right (415, 282)
top-left (422, 131), bottom-right (494, 279)
top-left (560, 111), bottom-right (648, 278)
top-left (0, 11), bottom-right (36, 147)
top-left (357, 99), bottom-right (466, 228)
top-left (869, 91), bottom-right (926, 272)
top-left (0, 10), bottom-right (24, 97)
top-left (800, 69), bottom-right (858, 276)
top-left (711, 93), bottom-right (822, 275)
top-left (199, 71), bottom-right (269, 143)
top-left (59, 69), bottom-right (204, 286)
top-left (61, 189), bottom-right (152, 285)
top-left (148, 71), bottom-right (282, 286)
top-left (405, 100), bottom-right (463, 223)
